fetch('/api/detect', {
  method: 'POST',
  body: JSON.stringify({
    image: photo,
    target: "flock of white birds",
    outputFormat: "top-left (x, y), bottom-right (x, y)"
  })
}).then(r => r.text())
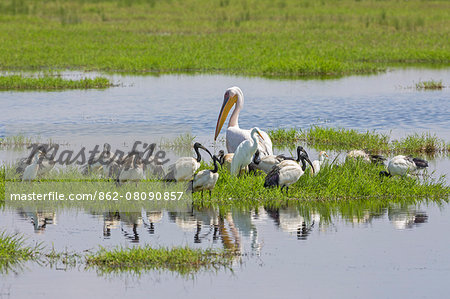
top-left (17, 86), bottom-right (429, 197)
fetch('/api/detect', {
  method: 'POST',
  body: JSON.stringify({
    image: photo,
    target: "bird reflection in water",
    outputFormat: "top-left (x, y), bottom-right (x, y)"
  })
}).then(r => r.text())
top-left (16, 208), bottom-right (56, 234)
top-left (388, 206), bottom-right (428, 230)
top-left (265, 207), bottom-right (315, 240)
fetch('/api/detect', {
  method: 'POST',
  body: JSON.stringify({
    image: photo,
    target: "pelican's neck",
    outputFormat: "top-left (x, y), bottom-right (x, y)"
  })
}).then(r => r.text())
top-left (228, 92), bottom-right (243, 128)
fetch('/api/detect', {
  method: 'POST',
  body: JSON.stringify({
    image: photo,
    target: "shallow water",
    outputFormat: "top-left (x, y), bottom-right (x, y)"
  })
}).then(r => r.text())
top-left (1, 68), bottom-right (449, 298)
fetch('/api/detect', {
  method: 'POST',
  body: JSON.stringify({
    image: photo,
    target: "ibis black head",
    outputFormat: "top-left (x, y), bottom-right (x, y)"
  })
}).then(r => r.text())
top-left (193, 142), bottom-right (212, 161)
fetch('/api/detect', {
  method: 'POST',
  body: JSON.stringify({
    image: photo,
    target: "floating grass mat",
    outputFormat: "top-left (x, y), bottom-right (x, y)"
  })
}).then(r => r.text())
top-left (86, 246), bottom-right (234, 275)
top-left (0, 228), bottom-right (233, 275)
top-left (0, 231), bottom-right (41, 274)
top-left (415, 80), bottom-right (444, 90)
top-left (0, 75), bottom-right (113, 90)
top-left (268, 127), bottom-right (449, 154)
top-left (0, 0), bottom-right (449, 76)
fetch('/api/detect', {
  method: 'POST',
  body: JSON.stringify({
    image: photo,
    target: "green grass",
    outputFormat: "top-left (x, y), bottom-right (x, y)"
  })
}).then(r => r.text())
top-left (0, 0), bottom-right (448, 76)
top-left (0, 75), bottom-right (113, 90)
top-left (0, 231), bottom-right (40, 273)
top-left (268, 127), bottom-right (448, 154)
top-left (195, 159), bottom-right (449, 203)
top-left (415, 80), bottom-right (444, 90)
top-left (0, 226), bottom-right (233, 275)
top-left (86, 246), bottom-right (234, 275)
top-left (392, 132), bottom-right (446, 154)
top-left (0, 134), bottom-right (34, 147)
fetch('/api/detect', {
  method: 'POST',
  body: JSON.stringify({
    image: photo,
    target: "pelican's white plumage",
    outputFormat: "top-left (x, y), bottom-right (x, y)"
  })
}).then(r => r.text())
top-left (214, 86), bottom-right (273, 157)
top-left (312, 151), bottom-right (328, 175)
top-left (381, 155), bottom-right (428, 177)
top-left (164, 143), bottom-right (211, 182)
top-left (230, 128), bottom-right (263, 176)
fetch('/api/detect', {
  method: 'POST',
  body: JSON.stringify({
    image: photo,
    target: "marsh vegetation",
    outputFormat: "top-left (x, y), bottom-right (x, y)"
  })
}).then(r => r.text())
top-left (0, 0), bottom-right (448, 76)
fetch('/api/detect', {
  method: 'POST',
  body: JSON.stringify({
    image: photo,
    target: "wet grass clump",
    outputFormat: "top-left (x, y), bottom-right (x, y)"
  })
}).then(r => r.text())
top-left (269, 127), bottom-right (448, 154)
top-left (415, 80), bottom-right (444, 90)
top-left (0, 0), bottom-right (448, 76)
top-left (0, 75), bottom-right (112, 90)
top-left (0, 135), bottom-right (34, 147)
top-left (300, 126), bottom-right (390, 152)
top-left (392, 132), bottom-right (446, 154)
top-left (0, 231), bottom-right (40, 273)
top-left (267, 128), bottom-right (300, 146)
top-left (86, 246), bottom-right (234, 275)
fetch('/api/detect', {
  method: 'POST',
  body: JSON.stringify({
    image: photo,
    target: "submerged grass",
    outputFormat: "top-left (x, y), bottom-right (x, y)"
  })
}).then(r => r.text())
top-left (415, 80), bottom-right (444, 90)
top-left (0, 0), bottom-right (448, 76)
top-left (0, 75), bottom-right (112, 90)
top-left (86, 246), bottom-right (234, 275)
top-left (0, 231), bottom-right (40, 273)
top-left (269, 127), bottom-right (449, 154)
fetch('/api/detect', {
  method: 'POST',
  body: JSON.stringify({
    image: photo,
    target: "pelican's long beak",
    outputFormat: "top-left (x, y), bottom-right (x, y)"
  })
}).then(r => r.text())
top-left (214, 94), bottom-right (237, 141)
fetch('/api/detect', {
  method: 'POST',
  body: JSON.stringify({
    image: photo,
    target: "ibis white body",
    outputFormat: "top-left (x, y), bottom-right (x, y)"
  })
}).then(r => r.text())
top-left (191, 169), bottom-right (219, 193)
top-left (254, 155), bottom-right (284, 174)
top-left (166, 157), bottom-right (200, 182)
top-left (387, 155), bottom-right (422, 177)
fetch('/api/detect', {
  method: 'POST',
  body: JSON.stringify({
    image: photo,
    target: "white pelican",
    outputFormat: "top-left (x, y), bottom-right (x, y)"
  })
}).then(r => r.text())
top-left (163, 142), bottom-right (212, 182)
top-left (188, 154), bottom-right (220, 197)
top-left (230, 127), bottom-right (264, 176)
top-left (264, 148), bottom-right (314, 195)
top-left (380, 155), bottom-right (428, 177)
top-left (117, 151), bottom-right (145, 186)
top-left (312, 151), bottom-right (328, 175)
top-left (347, 149), bottom-right (386, 164)
top-left (252, 146), bottom-right (305, 174)
top-left (22, 150), bottom-right (43, 181)
top-left (214, 86), bottom-right (273, 157)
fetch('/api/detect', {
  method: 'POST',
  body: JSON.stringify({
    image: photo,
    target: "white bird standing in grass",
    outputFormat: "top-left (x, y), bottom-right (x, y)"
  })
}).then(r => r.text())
top-left (252, 146), bottom-right (305, 174)
top-left (380, 155), bottom-right (428, 177)
top-left (163, 142), bottom-right (212, 182)
top-left (188, 154), bottom-right (220, 198)
top-left (117, 151), bottom-right (145, 186)
top-left (347, 149), bottom-right (385, 164)
top-left (231, 127), bottom-right (264, 176)
top-left (217, 150), bottom-right (249, 173)
top-left (214, 86), bottom-right (273, 157)
top-left (312, 151), bottom-right (328, 175)
top-left (264, 148), bottom-right (314, 195)
top-left (22, 150), bottom-right (43, 182)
